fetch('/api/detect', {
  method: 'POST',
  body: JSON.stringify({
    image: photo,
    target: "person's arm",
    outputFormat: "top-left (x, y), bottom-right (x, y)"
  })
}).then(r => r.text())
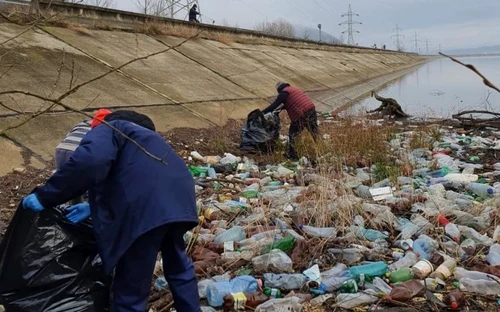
top-left (35, 123), bottom-right (124, 209)
top-left (262, 90), bottom-right (289, 114)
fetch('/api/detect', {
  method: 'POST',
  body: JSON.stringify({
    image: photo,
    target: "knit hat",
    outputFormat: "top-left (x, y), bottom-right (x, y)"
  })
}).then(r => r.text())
top-left (91, 109), bottom-right (112, 128)
top-left (104, 110), bottom-right (156, 131)
top-left (275, 81), bottom-right (286, 90)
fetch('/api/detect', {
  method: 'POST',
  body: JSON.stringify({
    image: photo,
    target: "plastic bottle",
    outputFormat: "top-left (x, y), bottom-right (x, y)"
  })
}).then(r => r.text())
top-left (387, 268), bottom-right (414, 283)
top-left (300, 225), bottom-right (336, 238)
top-left (459, 226), bottom-right (493, 246)
top-left (493, 225), bottom-right (500, 243)
top-left (252, 250), bottom-right (293, 273)
top-left (223, 292), bottom-right (268, 311)
top-left (351, 226), bottom-right (388, 242)
top-left (263, 287), bottom-right (282, 298)
top-left (486, 244), bottom-right (500, 266)
top-left (349, 261), bottom-right (388, 282)
top-left (411, 260), bottom-right (434, 279)
top-left (339, 279), bottom-right (358, 293)
top-left (427, 167), bottom-right (450, 178)
top-left (254, 297), bottom-right (302, 312)
top-left (270, 217), bottom-right (289, 230)
top-left (469, 183), bottom-right (494, 197)
top-left (389, 252), bottom-right (419, 271)
top-left (204, 208), bottom-right (224, 221)
top-left (459, 277), bottom-right (500, 295)
top-left (336, 289), bottom-right (379, 309)
top-left (206, 276), bottom-right (260, 307)
top-left (214, 226), bottom-right (247, 244)
top-left (437, 215), bottom-right (460, 241)
top-left (460, 239), bottom-right (477, 255)
top-left (373, 277), bottom-right (392, 296)
top-left (356, 185), bottom-right (372, 200)
top-left (412, 239), bottom-right (431, 260)
top-left (389, 280), bottom-right (425, 302)
top-left (154, 276), bottom-right (169, 291)
top-left (444, 173), bottom-right (478, 182)
top-left (327, 248), bottom-right (363, 265)
top-left (454, 267), bottom-right (500, 281)
top-left (262, 273), bottom-right (307, 290)
top-left (443, 291), bottom-right (466, 310)
top-left (260, 236), bottom-right (295, 254)
top-left (429, 258), bottom-right (456, 281)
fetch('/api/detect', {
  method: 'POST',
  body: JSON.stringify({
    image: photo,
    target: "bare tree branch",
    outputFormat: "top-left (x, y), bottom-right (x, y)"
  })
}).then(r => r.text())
top-left (0, 30), bottom-right (203, 165)
top-left (0, 101), bottom-right (24, 114)
top-left (440, 52), bottom-right (500, 93)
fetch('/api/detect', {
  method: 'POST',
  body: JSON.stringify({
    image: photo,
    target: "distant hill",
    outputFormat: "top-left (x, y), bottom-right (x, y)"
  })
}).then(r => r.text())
top-left (446, 45), bottom-right (500, 55)
top-left (293, 25), bottom-right (342, 44)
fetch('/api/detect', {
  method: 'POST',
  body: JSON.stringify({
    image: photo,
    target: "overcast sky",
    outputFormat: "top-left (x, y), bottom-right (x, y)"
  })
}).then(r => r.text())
top-left (118, 0), bottom-right (500, 52)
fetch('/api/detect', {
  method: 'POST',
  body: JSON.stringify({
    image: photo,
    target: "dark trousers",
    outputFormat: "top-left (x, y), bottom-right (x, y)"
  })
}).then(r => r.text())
top-left (55, 148), bottom-right (83, 205)
top-left (288, 109), bottom-right (319, 160)
top-left (112, 225), bottom-right (200, 312)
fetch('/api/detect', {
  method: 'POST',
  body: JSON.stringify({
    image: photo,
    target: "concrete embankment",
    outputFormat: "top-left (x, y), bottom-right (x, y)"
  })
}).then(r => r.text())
top-left (0, 4), bottom-right (426, 174)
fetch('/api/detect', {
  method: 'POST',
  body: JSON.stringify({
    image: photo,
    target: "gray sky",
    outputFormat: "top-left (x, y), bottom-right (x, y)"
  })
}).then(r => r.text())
top-left (118, 0), bottom-right (500, 52)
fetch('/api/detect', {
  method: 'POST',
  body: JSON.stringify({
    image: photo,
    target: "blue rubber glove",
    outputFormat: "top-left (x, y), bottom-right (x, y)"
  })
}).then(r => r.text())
top-left (66, 203), bottom-right (91, 224)
top-left (22, 194), bottom-right (44, 212)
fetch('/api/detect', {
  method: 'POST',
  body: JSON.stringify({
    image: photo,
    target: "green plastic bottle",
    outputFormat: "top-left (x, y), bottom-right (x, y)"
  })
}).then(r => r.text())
top-left (260, 236), bottom-right (296, 254)
top-left (339, 279), bottom-right (358, 293)
top-left (263, 287), bottom-right (282, 298)
top-left (387, 268), bottom-right (414, 283)
top-left (349, 261), bottom-right (389, 283)
top-left (188, 165), bottom-right (208, 177)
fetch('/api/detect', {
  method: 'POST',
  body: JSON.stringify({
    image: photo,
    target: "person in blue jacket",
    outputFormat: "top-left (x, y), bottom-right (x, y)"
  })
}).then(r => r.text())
top-left (21, 110), bottom-right (201, 312)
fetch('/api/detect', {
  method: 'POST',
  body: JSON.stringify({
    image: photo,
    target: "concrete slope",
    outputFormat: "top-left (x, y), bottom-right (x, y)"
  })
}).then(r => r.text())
top-left (0, 20), bottom-right (425, 173)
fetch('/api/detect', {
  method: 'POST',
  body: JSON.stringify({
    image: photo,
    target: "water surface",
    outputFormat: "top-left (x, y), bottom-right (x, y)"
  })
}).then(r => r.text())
top-left (352, 56), bottom-right (500, 118)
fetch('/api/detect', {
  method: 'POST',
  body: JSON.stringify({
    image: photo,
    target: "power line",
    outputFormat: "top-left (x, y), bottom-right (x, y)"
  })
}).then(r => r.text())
top-left (339, 4), bottom-right (361, 46)
top-left (412, 32), bottom-right (421, 53)
top-left (391, 24), bottom-right (404, 51)
top-left (235, 0), bottom-right (268, 20)
top-left (283, 0), bottom-right (316, 24)
top-left (424, 38), bottom-right (431, 54)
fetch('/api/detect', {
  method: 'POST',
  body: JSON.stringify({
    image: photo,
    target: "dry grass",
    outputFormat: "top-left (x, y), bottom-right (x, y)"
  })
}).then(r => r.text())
top-left (136, 22), bottom-right (198, 39)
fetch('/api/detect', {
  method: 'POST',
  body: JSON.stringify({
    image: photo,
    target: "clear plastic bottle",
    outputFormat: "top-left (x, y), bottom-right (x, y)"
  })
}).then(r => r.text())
top-left (206, 276), bottom-right (259, 307)
top-left (214, 226), bottom-right (247, 243)
top-left (486, 244), bottom-right (500, 266)
top-left (454, 267), bottom-right (500, 281)
top-left (458, 277), bottom-right (500, 295)
top-left (460, 238), bottom-right (477, 255)
top-left (336, 289), bottom-right (379, 309)
top-left (373, 277), bottom-right (392, 296)
top-left (254, 297), bottom-right (302, 312)
top-left (270, 217), bottom-right (289, 230)
top-left (327, 248), bottom-right (363, 265)
top-left (262, 273), bottom-right (307, 290)
top-left (469, 183), bottom-right (494, 197)
top-left (252, 250), bottom-right (293, 273)
top-left (300, 225), bottom-right (336, 238)
top-left (389, 252), bottom-right (418, 271)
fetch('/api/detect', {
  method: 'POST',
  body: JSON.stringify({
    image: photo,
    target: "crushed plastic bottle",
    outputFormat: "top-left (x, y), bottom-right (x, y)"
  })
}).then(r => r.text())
top-left (252, 250), bottom-right (293, 273)
top-left (389, 251), bottom-right (418, 271)
top-left (459, 277), bottom-right (500, 295)
top-left (336, 289), bottom-right (379, 309)
top-left (443, 291), bottom-right (466, 310)
top-left (254, 297), bottom-right (303, 312)
top-left (262, 273), bottom-right (307, 290)
top-left (327, 248), bottom-right (363, 265)
top-left (469, 182), bottom-right (494, 197)
top-left (214, 226), bottom-right (247, 244)
top-left (300, 225), bottom-right (336, 238)
top-left (389, 280), bottom-right (425, 302)
top-left (206, 276), bottom-right (259, 307)
top-left (487, 244), bottom-right (500, 266)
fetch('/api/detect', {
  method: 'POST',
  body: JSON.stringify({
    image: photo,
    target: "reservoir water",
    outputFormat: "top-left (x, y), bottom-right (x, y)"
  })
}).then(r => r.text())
top-left (352, 55), bottom-right (500, 118)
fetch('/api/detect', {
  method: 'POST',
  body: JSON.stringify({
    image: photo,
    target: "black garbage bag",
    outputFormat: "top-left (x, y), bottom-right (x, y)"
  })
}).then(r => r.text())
top-left (240, 109), bottom-right (281, 153)
top-left (0, 204), bottom-right (111, 312)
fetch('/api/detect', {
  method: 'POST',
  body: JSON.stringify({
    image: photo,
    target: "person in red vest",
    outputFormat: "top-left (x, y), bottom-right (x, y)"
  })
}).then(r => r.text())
top-left (262, 82), bottom-right (319, 159)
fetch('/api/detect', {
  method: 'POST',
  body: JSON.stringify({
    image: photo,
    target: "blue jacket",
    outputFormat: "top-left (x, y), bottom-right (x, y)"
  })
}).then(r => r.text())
top-left (35, 120), bottom-right (198, 274)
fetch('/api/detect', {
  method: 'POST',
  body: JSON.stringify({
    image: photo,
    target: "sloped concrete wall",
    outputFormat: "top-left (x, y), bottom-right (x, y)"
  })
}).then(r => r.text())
top-left (0, 21), bottom-right (425, 173)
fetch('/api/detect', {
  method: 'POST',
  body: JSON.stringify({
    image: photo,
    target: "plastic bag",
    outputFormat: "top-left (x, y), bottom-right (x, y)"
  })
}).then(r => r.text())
top-left (0, 204), bottom-right (111, 311)
top-left (240, 109), bottom-right (281, 153)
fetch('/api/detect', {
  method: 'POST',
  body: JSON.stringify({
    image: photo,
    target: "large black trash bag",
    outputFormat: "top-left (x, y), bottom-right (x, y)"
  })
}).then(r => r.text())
top-left (240, 109), bottom-right (281, 153)
top-left (0, 204), bottom-right (111, 312)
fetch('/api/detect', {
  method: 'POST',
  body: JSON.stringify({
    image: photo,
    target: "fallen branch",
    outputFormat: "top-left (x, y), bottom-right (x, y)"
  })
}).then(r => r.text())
top-left (452, 110), bottom-right (500, 128)
top-left (439, 52), bottom-right (500, 93)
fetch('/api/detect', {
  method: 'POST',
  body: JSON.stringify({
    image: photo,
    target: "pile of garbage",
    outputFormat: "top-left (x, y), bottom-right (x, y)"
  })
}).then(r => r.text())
top-left (151, 126), bottom-right (500, 311)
